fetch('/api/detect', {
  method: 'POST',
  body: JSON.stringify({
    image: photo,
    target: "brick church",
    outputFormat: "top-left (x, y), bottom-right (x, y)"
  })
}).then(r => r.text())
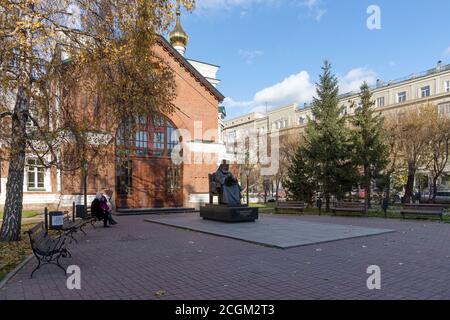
top-left (0, 7), bottom-right (226, 211)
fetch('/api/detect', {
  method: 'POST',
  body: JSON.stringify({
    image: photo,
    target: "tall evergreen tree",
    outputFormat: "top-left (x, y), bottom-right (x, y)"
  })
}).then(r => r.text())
top-left (351, 82), bottom-right (389, 209)
top-left (304, 61), bottom-right (356, 212)
top-left (285, 146), bottom-right (316, 204)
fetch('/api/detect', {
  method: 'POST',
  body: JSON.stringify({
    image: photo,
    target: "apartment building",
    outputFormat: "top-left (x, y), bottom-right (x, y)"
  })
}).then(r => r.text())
top-left (223, 61), bottom-right (450, 191)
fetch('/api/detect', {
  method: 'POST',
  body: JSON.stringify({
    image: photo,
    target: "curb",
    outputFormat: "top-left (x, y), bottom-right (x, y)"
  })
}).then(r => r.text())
top-left (0, 254), bottom-right (34, 290)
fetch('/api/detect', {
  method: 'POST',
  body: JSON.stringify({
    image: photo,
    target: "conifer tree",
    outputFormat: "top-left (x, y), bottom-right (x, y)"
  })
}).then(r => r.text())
top-left (285, 146), bottom-right (316, 204)
top-left (351, 82), bottom-right (389, 209)
top-left (303, 61), bottom-right (356, 211)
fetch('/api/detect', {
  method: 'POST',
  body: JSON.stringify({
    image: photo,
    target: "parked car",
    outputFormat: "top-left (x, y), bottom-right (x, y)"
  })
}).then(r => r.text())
top-left (420, 191), bottom-right (450, 204)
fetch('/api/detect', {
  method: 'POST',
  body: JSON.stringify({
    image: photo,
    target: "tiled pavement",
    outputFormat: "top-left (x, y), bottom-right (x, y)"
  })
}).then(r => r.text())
top-left (1, 213), bottom-right (450, 300)
top-left (144, 213), bottom-right (394, 248)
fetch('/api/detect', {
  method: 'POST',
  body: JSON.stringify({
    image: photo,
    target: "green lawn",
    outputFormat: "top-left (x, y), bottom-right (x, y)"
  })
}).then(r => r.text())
top-left (250, 203), bottom-right (450, 222)
top-left (22, 211), bottom-right (42, 219)
top-left (0, 210), bottom-right (41, 220)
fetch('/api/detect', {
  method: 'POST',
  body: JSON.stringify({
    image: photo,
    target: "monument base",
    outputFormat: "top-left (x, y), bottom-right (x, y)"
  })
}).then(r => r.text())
top-left (200, 204), bottom-right (259, 223)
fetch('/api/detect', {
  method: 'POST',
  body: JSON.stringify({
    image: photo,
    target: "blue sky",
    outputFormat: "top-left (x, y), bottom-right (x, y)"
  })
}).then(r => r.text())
top-left (171, 0), bottom-right (450, 119)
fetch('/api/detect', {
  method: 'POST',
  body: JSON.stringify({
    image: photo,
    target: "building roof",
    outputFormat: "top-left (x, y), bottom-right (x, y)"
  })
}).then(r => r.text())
top-left (157, 36), bottom-right (225, 103)
top-left (225, 62), bottom-right (450, 121)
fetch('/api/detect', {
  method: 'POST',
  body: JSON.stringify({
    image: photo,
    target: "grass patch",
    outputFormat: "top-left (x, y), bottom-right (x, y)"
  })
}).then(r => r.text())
top-left (251, 203), bottom-right (450, 222)
top-left (250, 202), bottom-right (276, 213)
top-left (0, 211), bottom-right (41, 220)
top-left (22, 211), bottom-right (41, 219)
top-left (0, 223), bottom-right (34, 282)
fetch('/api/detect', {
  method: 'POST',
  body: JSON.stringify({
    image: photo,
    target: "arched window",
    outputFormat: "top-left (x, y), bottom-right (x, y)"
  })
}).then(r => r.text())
top-left (116, 114), bottom-right (179, 158)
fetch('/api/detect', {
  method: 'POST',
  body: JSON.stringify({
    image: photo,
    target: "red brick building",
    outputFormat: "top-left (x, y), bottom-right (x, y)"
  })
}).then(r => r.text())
top-left (0, 10), bottom-right (226, 211)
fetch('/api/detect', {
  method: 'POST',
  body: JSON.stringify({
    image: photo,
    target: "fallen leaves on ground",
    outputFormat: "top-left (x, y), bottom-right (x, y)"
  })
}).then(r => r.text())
top-left (0, 224), bottom-right (33, 281)
top-left (154, 290), bottom-right (166, 297)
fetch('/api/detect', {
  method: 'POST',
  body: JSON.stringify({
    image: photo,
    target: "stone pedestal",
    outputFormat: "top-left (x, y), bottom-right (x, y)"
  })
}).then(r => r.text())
top-left (200, 204), bottom-right (259, 223)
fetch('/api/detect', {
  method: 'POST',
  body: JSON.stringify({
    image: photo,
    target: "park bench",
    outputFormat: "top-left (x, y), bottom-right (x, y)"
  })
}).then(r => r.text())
top-left (275, 201), bottom-right (307, 214)
top-left (400, 204), bottom-right (446, 221)
top-left (331, 202), bottom-right (367, 215)
top-left (24, 222), bottom-right (70, 278)
top-left (70, 203), bottom-right (98, 231)
top-left (60, 211), bottom-right (88, 243)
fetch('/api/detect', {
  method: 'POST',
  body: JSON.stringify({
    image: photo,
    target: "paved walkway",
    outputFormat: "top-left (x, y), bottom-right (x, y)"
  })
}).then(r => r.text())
top-left (1, 214), bottom-right (450, 300)
top-left (145, 213), bottom-right (394, 248)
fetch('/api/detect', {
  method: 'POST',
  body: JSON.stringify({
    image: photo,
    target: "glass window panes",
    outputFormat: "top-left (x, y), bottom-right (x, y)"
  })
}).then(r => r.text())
top-left (27, 158), bottom-right (45, 190)
top-left (117, 114), bottom-right (177, 158)
top-left (167, 125), bottom-right (178, 151)
top-left (116, 159), bottom-right (133, 195)
top-left (397, 92), bottom-right (407, 103)
top-left (421, 86), bottom-right (431, 98)
top-left (439, 103), bottom-right (450, 116)
top-left (376, 97), bottom-right (385, 108)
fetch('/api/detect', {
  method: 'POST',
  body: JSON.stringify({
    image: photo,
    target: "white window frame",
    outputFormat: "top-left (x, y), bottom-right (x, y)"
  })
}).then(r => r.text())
top-left (421, 85), bottom-right (431, 98)
top-left (299, 117), bottom-right (305, 125)
top-left (445, 81), bottom-right (450, 93)
top-left (26, 158), bottom-right (46, 191)
top-left (397, 92), bottom-right (407, 103)
top-left (376, 97), bottom-right (385, 108)
top-left (439, 103), bottom-right (450, 116)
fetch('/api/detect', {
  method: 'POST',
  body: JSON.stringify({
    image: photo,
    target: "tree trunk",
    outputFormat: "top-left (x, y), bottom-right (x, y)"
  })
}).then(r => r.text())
top-left (0, 88), bottom-right (29, 242)
top-left (364, 165), bottom-right (371, 210)
top-left (404, 165), bottom-right (416, 204)
top-left (432, 177), bottom-right (438, 203)
top-left (365, 185), bottom-right (371, 212)
top-left (275, 178), bottom-right (280, 203)
top-left (385, 173), bottom-right (391, 202)
top-left (325, 192), bottom-right (330, 213)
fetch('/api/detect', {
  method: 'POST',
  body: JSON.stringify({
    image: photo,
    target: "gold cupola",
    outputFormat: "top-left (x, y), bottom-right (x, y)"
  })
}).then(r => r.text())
top-left (169, 0), bottom-right (189, 56)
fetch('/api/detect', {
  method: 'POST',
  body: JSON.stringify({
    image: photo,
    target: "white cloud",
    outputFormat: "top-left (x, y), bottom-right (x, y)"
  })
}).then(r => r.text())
top-left (224, 70), bottom-right (315, 112)
top-left (196, 0), bottom-right (274, 11)
top-left (195, 0), bottom-right (325, 21)
top-left (238, 49), bottom-right (263, 64)
top-left (301, 0), bottom-right (326, 22)
top-left (224, 67), bottom-right (378, 117)
top-left (338, 67), bottom-right (378, 93)
top-left (444, 46), bottom-right (450, 57)
top-left (254, 71), bottom-right (315, 106)
top-left (314, 9), bottom-right (326, 21)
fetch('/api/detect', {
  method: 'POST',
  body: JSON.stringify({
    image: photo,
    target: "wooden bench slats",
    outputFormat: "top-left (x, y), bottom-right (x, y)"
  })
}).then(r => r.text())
top-left (276, 201), bottom-right (306, 213)
top-left (400, 204), bottom-right (445, 221)
top-left (25, 221), bottom-right (69, 278)
top-left (331, 202), bottom-right (367, 215)
top-left (401, 210), bottom-right (443, 214)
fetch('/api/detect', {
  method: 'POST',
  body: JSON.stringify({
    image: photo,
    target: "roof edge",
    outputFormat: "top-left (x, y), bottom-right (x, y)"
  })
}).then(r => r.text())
top-left (157, 36), bottom-right (225, 103)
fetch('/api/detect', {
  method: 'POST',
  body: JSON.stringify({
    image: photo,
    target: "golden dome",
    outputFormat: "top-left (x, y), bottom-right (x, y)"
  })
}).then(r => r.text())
top-left (169, 3), bottom-right (189, 49)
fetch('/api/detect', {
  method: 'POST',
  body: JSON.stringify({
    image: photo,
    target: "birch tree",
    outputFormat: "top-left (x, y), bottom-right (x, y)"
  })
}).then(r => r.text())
top-left (0, 0), bottom-right (195, 241)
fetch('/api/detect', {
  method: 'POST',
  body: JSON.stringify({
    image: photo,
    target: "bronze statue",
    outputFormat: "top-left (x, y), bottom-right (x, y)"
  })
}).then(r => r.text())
top-left (209, 161), bottom-right (242, 205)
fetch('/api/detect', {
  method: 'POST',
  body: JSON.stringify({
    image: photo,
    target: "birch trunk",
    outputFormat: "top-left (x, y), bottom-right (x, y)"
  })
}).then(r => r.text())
top-left (0, 88), bottom-right (29, 242)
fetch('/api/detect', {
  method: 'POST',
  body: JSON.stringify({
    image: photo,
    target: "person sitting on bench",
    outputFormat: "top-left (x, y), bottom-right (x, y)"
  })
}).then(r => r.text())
top-left (100, 193), bottom-right (117, 225)
top-left (92, 192), bottom-right (109, 227)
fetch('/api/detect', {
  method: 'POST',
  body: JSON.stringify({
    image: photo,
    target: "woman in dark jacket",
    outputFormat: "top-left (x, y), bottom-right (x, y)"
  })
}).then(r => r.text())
top-left (91, 192), bottom-right (108, 227)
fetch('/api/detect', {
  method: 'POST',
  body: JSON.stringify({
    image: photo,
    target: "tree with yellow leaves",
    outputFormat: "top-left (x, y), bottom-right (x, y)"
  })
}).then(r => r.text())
top-left (0, 0), bottom-right (195, 241)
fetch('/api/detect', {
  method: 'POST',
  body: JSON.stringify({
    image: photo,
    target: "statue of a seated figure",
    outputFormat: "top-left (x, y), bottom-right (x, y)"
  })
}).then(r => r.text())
top-left (209, 161), bottom-right (242, 206)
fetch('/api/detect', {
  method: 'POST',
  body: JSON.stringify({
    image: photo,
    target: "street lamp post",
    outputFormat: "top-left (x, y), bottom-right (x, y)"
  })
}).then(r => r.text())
top-left (244, 151), bottom-right (251, 206)
top-left (244, 167), bottom-right (251, 205)
top-left (82, 159), bottom-right (88, 216)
